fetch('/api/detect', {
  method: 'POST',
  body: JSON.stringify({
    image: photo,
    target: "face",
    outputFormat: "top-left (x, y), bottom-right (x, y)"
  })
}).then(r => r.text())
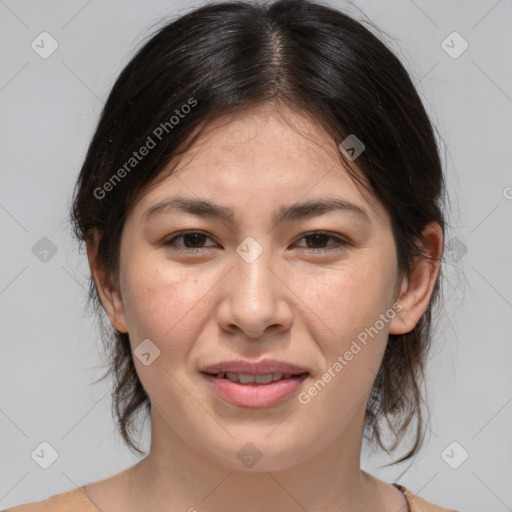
top-left (100, 104), bottom-right (408, 471)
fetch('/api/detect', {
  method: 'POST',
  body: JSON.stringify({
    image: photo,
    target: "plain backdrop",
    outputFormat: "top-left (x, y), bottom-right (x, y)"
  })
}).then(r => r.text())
top-left (0, 1), bottom-right (511, 510)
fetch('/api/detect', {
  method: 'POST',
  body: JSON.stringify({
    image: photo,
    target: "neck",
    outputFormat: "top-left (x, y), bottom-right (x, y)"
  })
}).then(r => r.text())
top-left (125, 408), bottom-right (382, 512)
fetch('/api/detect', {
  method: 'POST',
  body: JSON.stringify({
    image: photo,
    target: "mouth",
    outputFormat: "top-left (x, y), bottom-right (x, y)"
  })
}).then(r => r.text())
top-left (202, 371), bottom-right (308, 384)
top-left (200, 368), bottom-right (309, 408)
top-left (201, 359), bottom-right (309, 377)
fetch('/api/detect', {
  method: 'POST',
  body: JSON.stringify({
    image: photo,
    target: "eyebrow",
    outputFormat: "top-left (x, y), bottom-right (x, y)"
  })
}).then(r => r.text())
top-left (142, 196), bottom-right (371, 225)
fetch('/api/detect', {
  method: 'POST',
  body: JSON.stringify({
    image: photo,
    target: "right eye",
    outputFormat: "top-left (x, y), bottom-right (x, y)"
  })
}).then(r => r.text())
top-left (163, 231), bottom-right (218, 253)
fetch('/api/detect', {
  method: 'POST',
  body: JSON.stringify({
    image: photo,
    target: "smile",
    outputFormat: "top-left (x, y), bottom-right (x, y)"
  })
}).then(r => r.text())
top-left (210, 371), bottom-right (297, 383)
top-left (202, 372), bottom-right (309, 408)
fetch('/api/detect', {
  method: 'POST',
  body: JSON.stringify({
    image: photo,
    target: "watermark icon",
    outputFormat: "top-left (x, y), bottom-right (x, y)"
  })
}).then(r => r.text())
top-left (446, 237), bottom-right (467, 263)
top-left (31, 31), bottom-right (59, 59)
top-left (338, 134), bottom-right (365, 161)
top-left (503, 186), bottom-right (512, 200)
top-left (441, 441), bottom-right (469, 469)
top-left (93, 97), bottom-right (197, 200)
top-left (134, 338), bottom-right (161, 366)
top-left (32, 236), bottom-right (58, 263)
top-left (298, 302), bottom-right (402, 405)
top-left (31, 441), bottom-right (59, 469)
top-left (441, 31), bottom-right (469, 59)
top-left (236, 236), bottom-right (263, 263)
top-left (236, 442), bottom-right (263, 468)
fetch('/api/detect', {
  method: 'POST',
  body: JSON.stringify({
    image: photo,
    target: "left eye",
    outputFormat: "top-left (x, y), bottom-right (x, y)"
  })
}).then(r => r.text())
top-left (295, 232), bottom-right (347, 251)
top-left (164, 231), bottom-right (347, 253)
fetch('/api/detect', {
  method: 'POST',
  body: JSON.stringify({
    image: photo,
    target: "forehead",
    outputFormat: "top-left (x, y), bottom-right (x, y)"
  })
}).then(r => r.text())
top-left (132, 104), bottom-right (388, 226)
top-left (175, 104), bottom-right (344, 180)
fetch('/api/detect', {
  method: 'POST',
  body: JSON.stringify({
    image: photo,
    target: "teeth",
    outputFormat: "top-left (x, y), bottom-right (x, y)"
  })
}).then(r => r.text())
top-left (240, 374), bottom-right (257, 384)
top-left (255, 374), bottom-right (273, 384)
top-left (215, 372), bottom-right (294, 384)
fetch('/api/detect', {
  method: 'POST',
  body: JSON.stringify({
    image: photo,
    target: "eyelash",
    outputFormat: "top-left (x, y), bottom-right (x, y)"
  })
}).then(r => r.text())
top-left (163, 231), bottom-right (348, 254)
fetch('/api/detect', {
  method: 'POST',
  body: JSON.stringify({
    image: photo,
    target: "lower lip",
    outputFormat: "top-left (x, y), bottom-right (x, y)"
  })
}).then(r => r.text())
top-left (202, 373), bottom-right (309, 408)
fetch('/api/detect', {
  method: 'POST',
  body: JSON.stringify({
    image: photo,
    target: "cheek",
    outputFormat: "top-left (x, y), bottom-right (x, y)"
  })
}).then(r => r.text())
top-left (121, 263), bottom-right (206, 350)
top-left (296, 266), bottom-right (394, 425)
top-left (300, 261), bottom-right (395, 349)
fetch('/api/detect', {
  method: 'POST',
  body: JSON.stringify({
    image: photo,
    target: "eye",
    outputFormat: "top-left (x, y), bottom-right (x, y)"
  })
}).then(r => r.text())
top-left (163, 230), bottom-right (348, 254)
top-left (294, 231), bottom-right (348, 252)
top-left (163, 231), bottom-right (217, 252)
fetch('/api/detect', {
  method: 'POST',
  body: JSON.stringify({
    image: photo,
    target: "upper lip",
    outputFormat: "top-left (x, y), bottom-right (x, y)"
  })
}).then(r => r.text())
top-left (202, 359), bottom-right (309, 375)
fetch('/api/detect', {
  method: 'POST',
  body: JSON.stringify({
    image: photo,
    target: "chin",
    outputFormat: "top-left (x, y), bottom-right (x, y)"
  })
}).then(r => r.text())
top-left (204, 434), bottom-right (315, 473)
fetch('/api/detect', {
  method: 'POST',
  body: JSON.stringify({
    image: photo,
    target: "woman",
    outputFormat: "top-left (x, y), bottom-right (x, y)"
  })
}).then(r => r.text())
top-left (6, 0), bottom-right (460, 510)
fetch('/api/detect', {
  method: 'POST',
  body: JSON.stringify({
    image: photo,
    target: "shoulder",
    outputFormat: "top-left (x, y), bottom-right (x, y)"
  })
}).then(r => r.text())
top-left (398, 485), bottom-right (461, 512)
top-left (2, 486), bottom-right (98, 512)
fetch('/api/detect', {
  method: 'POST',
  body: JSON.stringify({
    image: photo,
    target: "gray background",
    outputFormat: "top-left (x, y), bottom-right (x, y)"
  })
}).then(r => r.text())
top-left (0, 0), bottom-right (511, 510)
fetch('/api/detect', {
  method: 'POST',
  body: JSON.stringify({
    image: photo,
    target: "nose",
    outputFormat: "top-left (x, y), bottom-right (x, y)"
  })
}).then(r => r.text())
top-left (215, 244), bottom-right (293, 339)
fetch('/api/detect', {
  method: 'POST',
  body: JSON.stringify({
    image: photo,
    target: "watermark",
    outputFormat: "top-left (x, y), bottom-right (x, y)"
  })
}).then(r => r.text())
top-left (298, 301), bottom-right (402, 405)
top-left (133, 338), bottom-right (161, 366)
top-left (236, 442), bottom-right (263, 468)
top-left (338, 134), bottom-right (365, 161)
top-left (32, 236), bottom-right (58, 263)
top-left (31, 441), bottom-right (59, 469)
top-left (236, 236), bottom-right (263, 263)
top-left (31, 31), bottom-right (59, 59)
top-left (441, 441), bottom-right (469, 469)
top-left (503, 186), bottom-right (512, 200)
top-left (93, 97), bottom-right (197, 200)
top-left (446, 237), bottom-right (467, 262)
top-left (441, 31), bottom-right (469, 60)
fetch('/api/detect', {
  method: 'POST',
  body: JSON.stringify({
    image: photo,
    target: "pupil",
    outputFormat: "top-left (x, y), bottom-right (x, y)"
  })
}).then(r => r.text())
top-left (184, 233), bottom-right (205, 247)
top-left (308, 234), bottom-right (328, 248)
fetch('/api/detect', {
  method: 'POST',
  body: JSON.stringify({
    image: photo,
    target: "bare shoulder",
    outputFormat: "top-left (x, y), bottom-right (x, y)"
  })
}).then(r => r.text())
top-left (400, 486), bottom-right (461, 512)
top-left (364, 472), bottom-right (460, 512)
top-left (2, 486), bottom-right (96, 511)
top-left (81, 465), bottom-right (139, 512)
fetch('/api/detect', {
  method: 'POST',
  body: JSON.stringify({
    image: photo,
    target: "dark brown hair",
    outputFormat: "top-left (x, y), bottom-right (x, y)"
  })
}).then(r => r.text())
top-left (70, 0), bottom-right (446, 465)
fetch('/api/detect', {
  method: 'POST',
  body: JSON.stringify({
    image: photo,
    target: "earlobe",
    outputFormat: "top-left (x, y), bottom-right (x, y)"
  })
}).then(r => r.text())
top-left (86, 230), bottom-right (128, 334)
top-left (389, 222), bottom-right (443, 335)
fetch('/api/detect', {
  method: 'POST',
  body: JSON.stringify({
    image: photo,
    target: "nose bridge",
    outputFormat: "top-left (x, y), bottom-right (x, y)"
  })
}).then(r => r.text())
top-left (217, 236), bottom-right (291, 337)
top-left (234, 237), bottom-right (276, 309)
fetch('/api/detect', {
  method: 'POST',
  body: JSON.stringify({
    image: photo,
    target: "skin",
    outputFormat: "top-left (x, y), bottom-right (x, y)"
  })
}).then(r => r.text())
top-left (86, 103), bottom-right (443, 512)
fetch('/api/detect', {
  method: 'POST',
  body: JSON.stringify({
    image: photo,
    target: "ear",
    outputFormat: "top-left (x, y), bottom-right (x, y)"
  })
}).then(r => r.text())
top-left (389, 222), bottom-right (443, 335)
top-left (86, 230), bottom-right (128, 333)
